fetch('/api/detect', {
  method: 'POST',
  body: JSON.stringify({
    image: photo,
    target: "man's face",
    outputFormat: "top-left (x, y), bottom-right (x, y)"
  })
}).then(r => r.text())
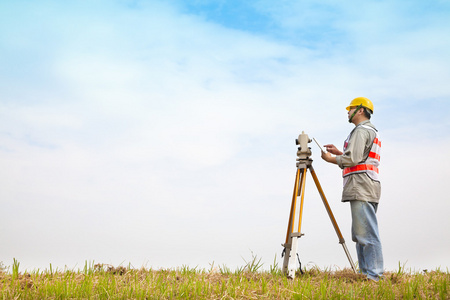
top-left (347, 106), bottom-right (357, 120)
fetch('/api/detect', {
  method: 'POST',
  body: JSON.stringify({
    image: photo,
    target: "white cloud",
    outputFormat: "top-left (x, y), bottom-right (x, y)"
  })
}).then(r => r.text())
top-left (0, 0), bottom-right (449, 271)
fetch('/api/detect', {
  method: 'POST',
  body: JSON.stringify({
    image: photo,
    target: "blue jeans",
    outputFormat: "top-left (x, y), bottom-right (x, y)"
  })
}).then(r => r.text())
top-left (350, 201), bottom-right (384, 281)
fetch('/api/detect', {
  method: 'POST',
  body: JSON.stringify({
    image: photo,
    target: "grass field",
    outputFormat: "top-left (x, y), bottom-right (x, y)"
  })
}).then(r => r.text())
top-left (1, 258), bottom-right (448, 299)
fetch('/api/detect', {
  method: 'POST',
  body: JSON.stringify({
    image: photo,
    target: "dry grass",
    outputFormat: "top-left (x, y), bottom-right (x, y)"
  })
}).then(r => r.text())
top-left (1, 260), bottom-right (449, 299)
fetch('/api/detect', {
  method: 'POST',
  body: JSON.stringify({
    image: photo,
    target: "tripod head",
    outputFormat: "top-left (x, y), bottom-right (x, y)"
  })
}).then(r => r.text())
top-left (295, 131), bottom-right (312, 161)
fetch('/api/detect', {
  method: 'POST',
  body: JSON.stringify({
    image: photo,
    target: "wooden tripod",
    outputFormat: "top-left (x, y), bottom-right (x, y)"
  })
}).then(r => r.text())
top-left (281, 133), bottom-right (357, 279)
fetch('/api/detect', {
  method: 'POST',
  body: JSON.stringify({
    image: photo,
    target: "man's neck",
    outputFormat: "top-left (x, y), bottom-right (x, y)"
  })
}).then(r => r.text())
top-left (353, 117), bottom-right (369, 126)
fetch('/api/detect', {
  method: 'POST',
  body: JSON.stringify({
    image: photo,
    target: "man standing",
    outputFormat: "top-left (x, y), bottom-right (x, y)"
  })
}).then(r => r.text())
top-left (321, 97), bottom-right (384, 281)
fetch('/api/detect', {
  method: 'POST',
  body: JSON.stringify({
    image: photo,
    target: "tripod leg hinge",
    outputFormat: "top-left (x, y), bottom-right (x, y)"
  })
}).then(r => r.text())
top-left (290, 232), bottom-right (305, 238)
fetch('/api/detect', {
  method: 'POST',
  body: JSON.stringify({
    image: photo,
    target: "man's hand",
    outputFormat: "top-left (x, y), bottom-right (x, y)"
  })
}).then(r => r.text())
top-left (323, 144), bottom-right (343, 156)
top-left (321, 151), bottom-right (337, 164)
top-left (321, 144), bottom-right (340, 165)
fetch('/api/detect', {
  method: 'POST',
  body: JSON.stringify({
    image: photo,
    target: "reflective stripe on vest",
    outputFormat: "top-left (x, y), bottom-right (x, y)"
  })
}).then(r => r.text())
top-left (343, 164), bottom-right (379, 176)
top-left (342, 124), bottom-right (381, 181)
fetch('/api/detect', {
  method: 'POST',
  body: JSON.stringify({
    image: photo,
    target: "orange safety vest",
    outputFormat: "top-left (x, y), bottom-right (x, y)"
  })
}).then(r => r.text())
top-left (342, 125), bottom-right (381, 181)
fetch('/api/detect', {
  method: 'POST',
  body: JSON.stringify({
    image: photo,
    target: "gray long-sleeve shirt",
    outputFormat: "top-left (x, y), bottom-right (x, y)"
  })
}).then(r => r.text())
top-left (335, 120), bottom-right (381, 203)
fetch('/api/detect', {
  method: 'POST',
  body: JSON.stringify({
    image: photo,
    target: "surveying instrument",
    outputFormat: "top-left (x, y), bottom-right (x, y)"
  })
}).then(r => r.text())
top-left (281, 131), bottom-right (357, 279)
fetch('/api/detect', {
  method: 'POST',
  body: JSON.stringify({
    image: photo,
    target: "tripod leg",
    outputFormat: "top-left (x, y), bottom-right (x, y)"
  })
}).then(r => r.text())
top-left (309, 166), bottom-right (357, 273)
top-left (284, 169), bottom-right (301, 245)
top-left (282, 168), bottom-right (301, 276)
top-left (297, 168), bottom-right (307, 235)
top-left (282, 167), bottom-right (307, 278)
top-left (286, 168), bottom-right (307, 278)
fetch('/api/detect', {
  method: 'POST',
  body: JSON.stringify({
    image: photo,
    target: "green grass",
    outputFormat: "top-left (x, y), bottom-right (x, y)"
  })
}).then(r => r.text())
top-left (1, 259), bottom-right (448, 299)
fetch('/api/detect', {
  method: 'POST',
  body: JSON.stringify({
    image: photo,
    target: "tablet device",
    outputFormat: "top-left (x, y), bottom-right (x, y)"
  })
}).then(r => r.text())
top-left (313, 137), bottom-right (327, 153)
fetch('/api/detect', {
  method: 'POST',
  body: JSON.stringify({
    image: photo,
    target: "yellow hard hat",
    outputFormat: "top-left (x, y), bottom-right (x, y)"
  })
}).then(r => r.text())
top-left (346, 97), bottom-right (374, 112)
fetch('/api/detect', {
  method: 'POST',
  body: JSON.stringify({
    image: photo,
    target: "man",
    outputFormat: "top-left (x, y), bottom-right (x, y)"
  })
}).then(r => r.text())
top-left (321, 97), bottom-right (384, 281)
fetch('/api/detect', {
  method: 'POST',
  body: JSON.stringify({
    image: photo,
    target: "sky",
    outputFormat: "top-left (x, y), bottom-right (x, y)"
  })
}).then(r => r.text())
top-left (1, 0), bottom-right (450, 273)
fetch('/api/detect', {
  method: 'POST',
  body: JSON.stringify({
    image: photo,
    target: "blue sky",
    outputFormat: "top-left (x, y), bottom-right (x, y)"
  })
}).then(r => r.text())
top-left (1, 0), bottom-right (450, 272)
